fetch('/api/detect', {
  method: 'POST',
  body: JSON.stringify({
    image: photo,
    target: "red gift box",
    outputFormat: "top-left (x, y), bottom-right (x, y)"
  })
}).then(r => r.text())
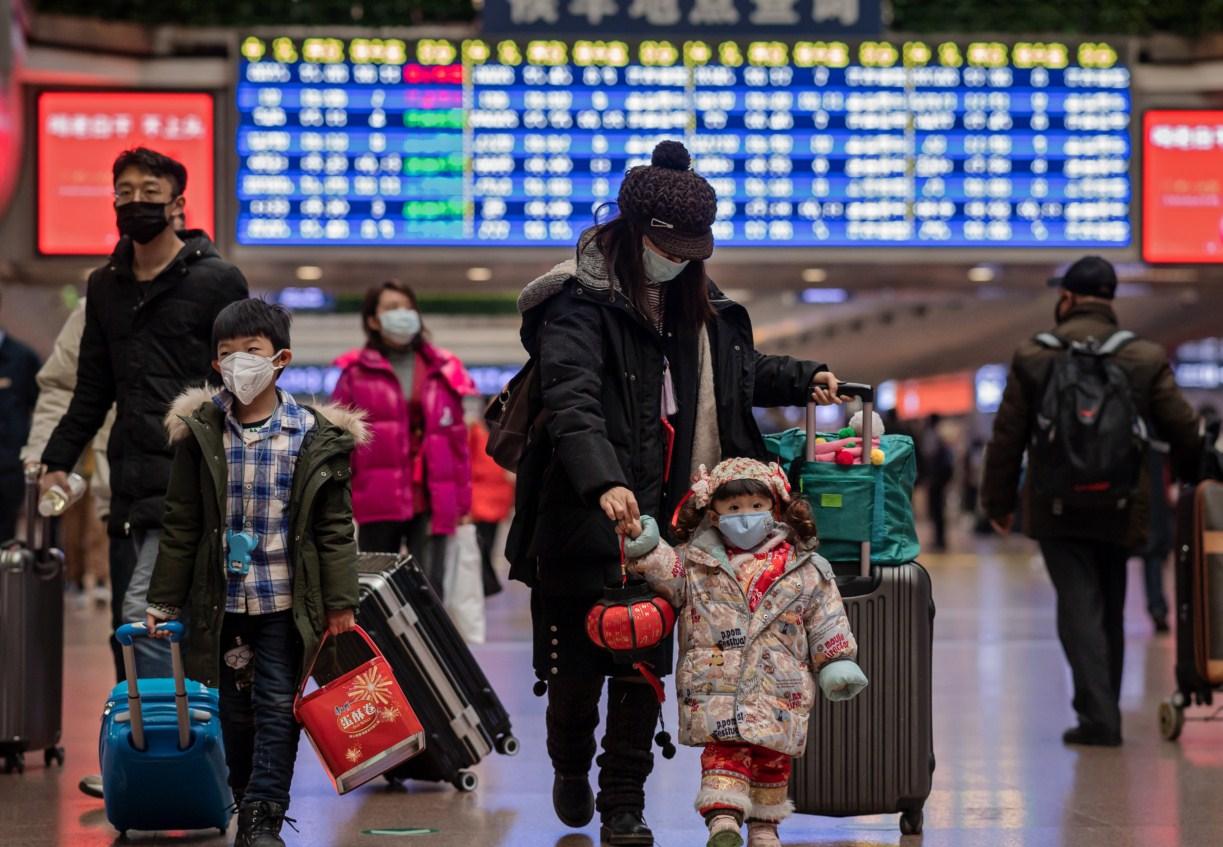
top-left (294, 627), bottom-right (426, 794)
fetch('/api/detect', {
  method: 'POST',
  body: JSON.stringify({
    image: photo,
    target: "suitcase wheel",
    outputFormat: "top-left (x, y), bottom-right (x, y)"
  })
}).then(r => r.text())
top-left (900, 809), bottom-right (923, 836)
top-left (495, 735), bottom-right (520, 757)
top-left (1159, 699), bottom-right (1186, 742)
top-left (3, 753), bottom-right (24, 775)
top-left (453, 771), bottom-right (479, 792)
top-left (43, 747), bottom-right (64, 768)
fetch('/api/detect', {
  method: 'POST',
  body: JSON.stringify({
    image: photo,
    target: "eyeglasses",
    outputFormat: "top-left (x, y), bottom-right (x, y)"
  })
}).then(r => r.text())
top-left (114, 186), bottom-right (173, 204)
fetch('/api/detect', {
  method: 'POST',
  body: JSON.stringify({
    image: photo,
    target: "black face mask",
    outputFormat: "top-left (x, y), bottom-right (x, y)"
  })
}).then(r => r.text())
top-left (116, 201), bottom-right (171, 244)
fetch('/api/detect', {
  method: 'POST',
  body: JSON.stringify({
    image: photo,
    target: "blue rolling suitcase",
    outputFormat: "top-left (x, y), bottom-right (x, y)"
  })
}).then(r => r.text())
top-left (101, 622), bottom-right (233, 837)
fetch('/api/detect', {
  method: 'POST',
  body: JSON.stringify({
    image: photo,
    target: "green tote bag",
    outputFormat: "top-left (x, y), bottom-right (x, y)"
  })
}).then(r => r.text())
top-left (765, 429), bottom-right (920, 565)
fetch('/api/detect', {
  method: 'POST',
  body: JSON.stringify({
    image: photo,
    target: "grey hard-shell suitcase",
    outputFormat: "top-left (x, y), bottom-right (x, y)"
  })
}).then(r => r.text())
top-left (787, 388), bottom-right (935, 835)
top-left (332, 553), bottom-right (519, 792)
top-left (0, 469), bottom-right (66, 774)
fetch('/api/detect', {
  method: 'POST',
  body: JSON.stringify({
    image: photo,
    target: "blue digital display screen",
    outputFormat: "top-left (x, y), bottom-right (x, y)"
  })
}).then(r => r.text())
top-left (235, 37), bottom-right (1131, 249)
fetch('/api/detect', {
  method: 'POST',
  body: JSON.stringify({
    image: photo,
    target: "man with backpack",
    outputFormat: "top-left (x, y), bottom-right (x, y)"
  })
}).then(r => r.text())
top-left (982, 256), bottom-right (1201, 747)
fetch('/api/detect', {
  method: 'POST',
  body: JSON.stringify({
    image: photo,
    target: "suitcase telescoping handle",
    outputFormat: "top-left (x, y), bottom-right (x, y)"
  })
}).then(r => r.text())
top-left (115, 621), bottom-right (190, 752)
top-left (8, 466), bottom-right (63, 579)
top-left (806, 382), bottom-right (875, 578)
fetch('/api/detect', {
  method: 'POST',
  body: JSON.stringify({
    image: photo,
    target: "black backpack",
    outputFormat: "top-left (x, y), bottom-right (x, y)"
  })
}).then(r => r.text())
top-left (1030, 330), bottom-right (1147, 512)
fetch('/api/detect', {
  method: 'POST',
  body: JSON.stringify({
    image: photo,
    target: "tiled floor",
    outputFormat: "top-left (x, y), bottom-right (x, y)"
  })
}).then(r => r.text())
top-left (5, 536), bottom-right (1223, 846)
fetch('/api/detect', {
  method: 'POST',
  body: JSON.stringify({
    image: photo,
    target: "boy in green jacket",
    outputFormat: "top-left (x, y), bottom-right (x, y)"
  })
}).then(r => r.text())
top-left (146, 299), bottom-right (368, 846)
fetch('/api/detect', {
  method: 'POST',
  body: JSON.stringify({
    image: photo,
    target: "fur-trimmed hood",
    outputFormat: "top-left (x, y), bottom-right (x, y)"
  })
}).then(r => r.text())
top-left (163, 385), bottom-right (371, 445)
top-left (517, 228), bottom-right (617, 313)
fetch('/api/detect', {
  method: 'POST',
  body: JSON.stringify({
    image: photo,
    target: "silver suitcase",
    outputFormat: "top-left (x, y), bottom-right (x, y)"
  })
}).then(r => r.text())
top-left (787, 387), bottom-right (935, 835)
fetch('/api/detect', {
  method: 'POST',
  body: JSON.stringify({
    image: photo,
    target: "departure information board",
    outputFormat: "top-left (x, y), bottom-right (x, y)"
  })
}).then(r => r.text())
top-left (235, 37), bottom-right (1131, 249)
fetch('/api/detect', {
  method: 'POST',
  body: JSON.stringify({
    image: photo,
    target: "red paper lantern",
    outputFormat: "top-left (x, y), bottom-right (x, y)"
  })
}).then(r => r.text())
top-left (585, 582), bottom-right (676, 658)
top-left (582, 542), bottom-right (679, 760)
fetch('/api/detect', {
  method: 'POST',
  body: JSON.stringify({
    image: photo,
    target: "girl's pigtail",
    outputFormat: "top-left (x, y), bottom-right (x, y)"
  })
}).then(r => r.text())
top-left (674, 498), bottom-right (707, 543)
top-left (784, 498), bottom-right (819, 546)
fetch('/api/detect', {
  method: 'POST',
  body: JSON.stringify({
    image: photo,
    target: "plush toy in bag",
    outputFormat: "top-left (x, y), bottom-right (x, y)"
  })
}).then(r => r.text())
top-left (810, 410), bottom-right (887, 466)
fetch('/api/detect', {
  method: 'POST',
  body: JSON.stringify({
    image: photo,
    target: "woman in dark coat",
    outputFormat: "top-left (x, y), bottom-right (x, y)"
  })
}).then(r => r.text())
top-left (507, 141), bottom-right (843, 846)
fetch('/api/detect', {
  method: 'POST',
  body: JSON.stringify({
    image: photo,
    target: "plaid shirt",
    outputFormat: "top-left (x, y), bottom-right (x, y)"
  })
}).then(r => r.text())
top-left (217, 389), bottom-right (315, 615)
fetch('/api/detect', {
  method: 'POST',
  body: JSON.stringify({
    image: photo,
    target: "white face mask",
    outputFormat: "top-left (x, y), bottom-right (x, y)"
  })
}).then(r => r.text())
top-left (642, 244), bottom-right (689, 283)
top-left (379, 308), bottom-right (421, 345)
top-left (221, 351), bottom-right (283, 405)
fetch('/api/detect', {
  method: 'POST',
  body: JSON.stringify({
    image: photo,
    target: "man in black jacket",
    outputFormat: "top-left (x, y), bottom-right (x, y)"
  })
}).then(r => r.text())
top-left (0, 291), bottom-right (42, 541)
top-left (40, 148), bottom-right (248, 683)
top-left (982, 257), bottom-right (1200, 747)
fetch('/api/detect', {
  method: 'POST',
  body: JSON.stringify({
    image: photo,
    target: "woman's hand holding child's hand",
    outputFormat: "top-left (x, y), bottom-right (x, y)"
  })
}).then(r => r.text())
top-left (623, 515), bottom-right (661, 560)
top-left (818, 661), bottom-right (869, 702)
top-left (327, 609), bottom-right (357, 637)
top-left (600, 486), bottom-right (641, 536)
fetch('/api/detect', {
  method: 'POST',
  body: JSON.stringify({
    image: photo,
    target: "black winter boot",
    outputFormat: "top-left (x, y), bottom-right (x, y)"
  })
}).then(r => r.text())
top-left (596, 677), bottom-right (660, 845)
top-left (554, 774), bottom-right (596, 828)
top-left (601, 810), bottom-right (654, 846)
top-left (546, 675), bottom-right (604, 828)
top-left (234, 800), bottom-right (288, 847)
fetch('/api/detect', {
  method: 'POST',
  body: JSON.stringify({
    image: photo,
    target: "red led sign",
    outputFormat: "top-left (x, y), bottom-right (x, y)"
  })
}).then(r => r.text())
top-left (37, 91), bottom-right (215, 256)
top-left (1143, 110), bottom-right (1223, 263)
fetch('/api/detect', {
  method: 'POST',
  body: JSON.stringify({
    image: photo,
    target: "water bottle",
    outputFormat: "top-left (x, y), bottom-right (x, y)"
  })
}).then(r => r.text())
top-left (38, 472), bottom-right (87, 518)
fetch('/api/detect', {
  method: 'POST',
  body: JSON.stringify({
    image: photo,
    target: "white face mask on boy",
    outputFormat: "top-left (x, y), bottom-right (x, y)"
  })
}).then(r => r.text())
top-left (221, 351), bottom-right (283, 405)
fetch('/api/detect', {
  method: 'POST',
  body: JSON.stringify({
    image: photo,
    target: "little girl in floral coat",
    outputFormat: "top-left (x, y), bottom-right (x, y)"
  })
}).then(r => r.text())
top-left (624, 457), bottom-right (868, 847)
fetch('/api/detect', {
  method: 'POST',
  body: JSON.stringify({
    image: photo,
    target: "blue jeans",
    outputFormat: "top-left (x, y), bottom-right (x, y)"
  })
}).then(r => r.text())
top-left (219, 611), bottom-right (303, 808)
top-left (108, 536), bottom-right (137, 683)
top-left (125, 529), bottom-right (172, 677)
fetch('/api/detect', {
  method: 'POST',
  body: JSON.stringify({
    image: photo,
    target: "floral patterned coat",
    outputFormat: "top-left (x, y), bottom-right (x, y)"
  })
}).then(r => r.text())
top-left (629, 522), bottom-right (857, 757)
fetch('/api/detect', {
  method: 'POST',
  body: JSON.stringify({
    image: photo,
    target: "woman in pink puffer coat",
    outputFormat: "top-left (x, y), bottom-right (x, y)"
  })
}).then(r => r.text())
top-left (332, 280), bottom-right (475, 596)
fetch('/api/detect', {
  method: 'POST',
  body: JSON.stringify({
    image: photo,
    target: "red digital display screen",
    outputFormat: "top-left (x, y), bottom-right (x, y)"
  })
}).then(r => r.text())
top-left (1143, 110), bottom-right (1223, 263)
top-left (37, 91), bottom-right (215, 256)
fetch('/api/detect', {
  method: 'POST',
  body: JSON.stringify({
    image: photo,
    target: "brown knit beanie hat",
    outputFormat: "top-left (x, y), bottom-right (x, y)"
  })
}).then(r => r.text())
top-left (617, 140), bottom-right (718, 261)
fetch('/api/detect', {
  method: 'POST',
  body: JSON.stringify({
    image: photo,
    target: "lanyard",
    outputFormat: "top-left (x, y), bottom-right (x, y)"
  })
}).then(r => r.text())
top-left (661, 358), bottom-right (677, 482)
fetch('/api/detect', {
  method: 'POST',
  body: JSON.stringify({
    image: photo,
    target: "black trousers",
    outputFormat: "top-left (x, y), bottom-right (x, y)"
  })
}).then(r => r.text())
top-left (546, 674), bottom-right (660, 821)
top-left (1040, 538), bottom-right (1129, 736)
top-left (474, 521), bottom-right (503, 596)
top-left (0, 468), bottom-right (22, 543)
top-left (928, 483), bottom-right (948, 551)
top-left (358, 515), bottom-right (448, 600)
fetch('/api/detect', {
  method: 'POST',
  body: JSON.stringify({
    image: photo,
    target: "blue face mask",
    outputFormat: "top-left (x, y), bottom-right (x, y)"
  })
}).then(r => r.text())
top-left (717, 512), bottom-right (775, 550)
top-left (379, 308), bottom-right (421, 345)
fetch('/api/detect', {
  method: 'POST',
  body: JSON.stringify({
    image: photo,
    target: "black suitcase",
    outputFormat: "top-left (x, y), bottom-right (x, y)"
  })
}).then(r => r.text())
top-left (335, 552), bottom-right (518, 791)
top-left (786, 388), bottom-right (935, 836)
top-left (1159, 480), bottom-right (1223, 741)
top-left (0, 470), bottom-right (66, 774)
